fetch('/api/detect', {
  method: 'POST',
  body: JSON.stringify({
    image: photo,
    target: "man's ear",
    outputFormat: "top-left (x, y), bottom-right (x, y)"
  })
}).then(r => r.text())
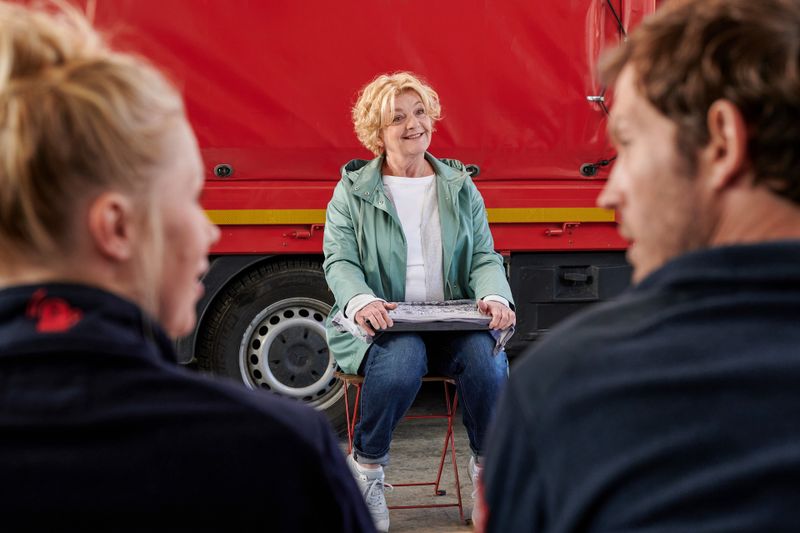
top-left (703, 99), bottom-right (749, 191)
top-left (86, 192), bottom-right (137, 262)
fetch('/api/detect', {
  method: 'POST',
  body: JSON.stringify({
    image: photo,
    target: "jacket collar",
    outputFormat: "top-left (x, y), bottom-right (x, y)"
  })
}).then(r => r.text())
top-left (0, 283), bottom-right (176, 364)
top-left (636, 240), bottom-right (800, 291)
top-left (341, 152), bottom-right (469, 199)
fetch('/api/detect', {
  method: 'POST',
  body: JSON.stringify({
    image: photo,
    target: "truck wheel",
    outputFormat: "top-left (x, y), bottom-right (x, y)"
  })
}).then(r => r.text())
top-left (196, 260), bottom-right (349, 434)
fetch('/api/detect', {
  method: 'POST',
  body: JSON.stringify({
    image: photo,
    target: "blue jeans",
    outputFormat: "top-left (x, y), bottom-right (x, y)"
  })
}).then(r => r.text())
top-left (353, 331), bottom-right (508, 465)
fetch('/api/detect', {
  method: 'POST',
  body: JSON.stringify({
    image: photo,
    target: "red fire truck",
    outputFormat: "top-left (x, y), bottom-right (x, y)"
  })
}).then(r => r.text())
top-left (83, 0), bottom-right (658, 428)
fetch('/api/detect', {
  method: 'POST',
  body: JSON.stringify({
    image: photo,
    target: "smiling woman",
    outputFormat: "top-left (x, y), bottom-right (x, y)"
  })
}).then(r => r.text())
top-left (352, 71), bottom-right (441, 158)
top-left (323, 71), bottom-right (516, 531)
top-left (380, 90), bottom-right (434, 166)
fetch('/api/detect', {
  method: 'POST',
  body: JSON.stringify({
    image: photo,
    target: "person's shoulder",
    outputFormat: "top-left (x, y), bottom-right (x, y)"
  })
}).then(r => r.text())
top-left (158, 363), bottom-right (335, 448)
top-left (510, 288), bottom-right (665, 390)
top-left (499, 296), bottom-right (633, 432)
top-left (331, 156), bottom-right (382, 201)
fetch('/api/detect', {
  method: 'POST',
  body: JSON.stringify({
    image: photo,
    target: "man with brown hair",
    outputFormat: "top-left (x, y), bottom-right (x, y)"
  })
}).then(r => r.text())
top-left (480, 0), bottom-right (800, 531)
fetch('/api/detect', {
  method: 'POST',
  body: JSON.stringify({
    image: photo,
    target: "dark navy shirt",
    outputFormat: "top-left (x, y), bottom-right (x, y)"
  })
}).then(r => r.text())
top-left (484, 241), bottom-right (800, 533)
top-left (0, 284), bottom-right (374, 532)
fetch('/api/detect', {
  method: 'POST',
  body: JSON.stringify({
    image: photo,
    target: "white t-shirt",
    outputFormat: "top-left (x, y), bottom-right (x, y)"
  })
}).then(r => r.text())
top-left (382, 174), bottom-right (435, 302)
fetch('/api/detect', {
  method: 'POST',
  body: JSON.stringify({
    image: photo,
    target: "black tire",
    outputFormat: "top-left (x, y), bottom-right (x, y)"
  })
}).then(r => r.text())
top-left (196, 259), bottom-right (350, 435)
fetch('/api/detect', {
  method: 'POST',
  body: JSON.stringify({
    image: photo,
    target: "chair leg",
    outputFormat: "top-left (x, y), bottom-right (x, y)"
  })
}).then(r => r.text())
top-left (343, 381), bottom-right (362, 455)
top-left (448, 393), bottom-right (465, 524)
top-left (444, 383), bottom-right (465, 523)
top-left (433, 381), bottom-right (455, 492)
top-left (343, 381), bottom-right (352, 453)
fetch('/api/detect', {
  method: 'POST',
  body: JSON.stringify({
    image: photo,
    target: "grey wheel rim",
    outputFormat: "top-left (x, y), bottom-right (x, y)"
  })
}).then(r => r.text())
top-left (239, 297), bottom-right (342, 410)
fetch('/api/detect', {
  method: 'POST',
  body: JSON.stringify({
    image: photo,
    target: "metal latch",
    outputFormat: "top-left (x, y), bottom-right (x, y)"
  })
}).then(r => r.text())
top-left (545, 222), bottom-right (580, 237)
top-left (586, 94), bottom-right (610, 115)
top-left (284, 224), bottom-right (324, 240)
top-left (561, 271), bottom-right (589, 283)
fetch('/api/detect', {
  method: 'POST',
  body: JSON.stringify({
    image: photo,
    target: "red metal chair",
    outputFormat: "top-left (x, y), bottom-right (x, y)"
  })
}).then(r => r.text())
top-left (335, 372), bottom-right (465, 524)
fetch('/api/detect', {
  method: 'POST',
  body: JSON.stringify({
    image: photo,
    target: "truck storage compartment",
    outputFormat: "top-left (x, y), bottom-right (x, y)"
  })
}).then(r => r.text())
top-left (507, 251), bottom-right (631, 356)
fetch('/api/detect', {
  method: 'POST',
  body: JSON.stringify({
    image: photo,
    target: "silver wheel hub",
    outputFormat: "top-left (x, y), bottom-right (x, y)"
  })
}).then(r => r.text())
top-left (239, 297), bottom-right (342, 410)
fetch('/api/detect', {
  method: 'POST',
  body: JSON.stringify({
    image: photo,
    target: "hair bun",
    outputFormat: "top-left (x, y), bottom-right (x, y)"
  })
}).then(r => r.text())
top-left (0, 1), bottom-right (184, 263)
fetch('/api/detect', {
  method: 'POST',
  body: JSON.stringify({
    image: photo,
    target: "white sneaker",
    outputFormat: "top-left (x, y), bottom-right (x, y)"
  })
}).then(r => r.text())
top-left (347, 454), bottom-right (391, 532)
top-left (469, 456), bottom-right (484, 526)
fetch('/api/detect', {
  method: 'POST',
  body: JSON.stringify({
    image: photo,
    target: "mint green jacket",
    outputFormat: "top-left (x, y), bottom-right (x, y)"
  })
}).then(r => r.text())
top-left (323, 153), bottom-right (514, 374)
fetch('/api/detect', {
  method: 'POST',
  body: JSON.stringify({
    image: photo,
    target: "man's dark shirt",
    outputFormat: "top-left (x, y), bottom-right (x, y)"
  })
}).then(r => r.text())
top-left (484, 241), bottom-right (800, 533)
top-left (0, 284), bottom-right (374, 532)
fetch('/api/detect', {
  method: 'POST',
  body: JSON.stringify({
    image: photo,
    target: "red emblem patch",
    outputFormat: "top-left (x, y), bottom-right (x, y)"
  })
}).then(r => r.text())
top-left (25, 289), bottom-right (83, 333)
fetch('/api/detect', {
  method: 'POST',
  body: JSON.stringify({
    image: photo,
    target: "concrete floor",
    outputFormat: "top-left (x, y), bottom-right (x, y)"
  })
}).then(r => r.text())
top-left (339, 382), bottom-right (476, 533)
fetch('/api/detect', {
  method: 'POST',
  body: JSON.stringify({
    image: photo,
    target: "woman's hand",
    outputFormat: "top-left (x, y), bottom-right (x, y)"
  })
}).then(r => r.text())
top-left (478, 300), bottom-right (516, 330)
top-left (354, 300), bottom-right (399, 336)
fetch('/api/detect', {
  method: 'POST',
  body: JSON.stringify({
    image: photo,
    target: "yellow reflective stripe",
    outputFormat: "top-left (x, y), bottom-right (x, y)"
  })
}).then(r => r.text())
top-left (206, 209), bottom-right (326, 225)
top-left (205, 207), bottom-right (615, 225)
top-left (486, 207), bottom-right (615, 223)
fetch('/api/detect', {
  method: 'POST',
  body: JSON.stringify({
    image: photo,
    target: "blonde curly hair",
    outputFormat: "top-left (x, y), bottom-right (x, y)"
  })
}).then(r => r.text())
top-left (352, 72), bottom-right (441, 156)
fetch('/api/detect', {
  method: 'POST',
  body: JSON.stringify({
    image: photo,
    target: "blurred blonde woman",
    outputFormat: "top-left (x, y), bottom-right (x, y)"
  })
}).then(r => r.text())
top-left (0, 3), bottom-right (372, 531)
top-left (324, 72), bottom-right (516, 531)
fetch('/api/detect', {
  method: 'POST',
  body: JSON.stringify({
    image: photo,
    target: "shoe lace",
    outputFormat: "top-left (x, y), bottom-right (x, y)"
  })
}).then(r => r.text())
top-left (364, 477), bottom-right (394, 508)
